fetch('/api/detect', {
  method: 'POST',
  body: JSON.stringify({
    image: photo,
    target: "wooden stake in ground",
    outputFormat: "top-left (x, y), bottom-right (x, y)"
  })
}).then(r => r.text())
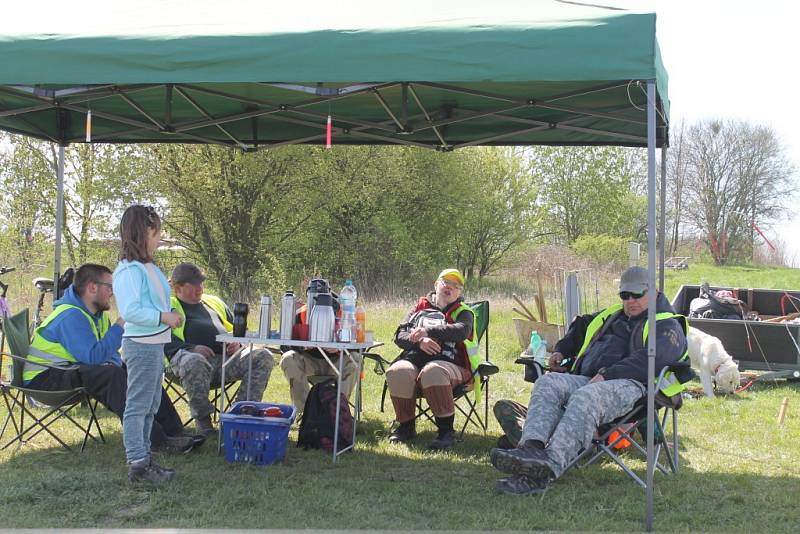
top-left (777, 397), bottom-right (789, 425)
top-left (512, 307), bottom-right (534, 321)
top-left (536, 268), bottom-right (548, 323)
top-left (512, 294), bottom-right (537, 322)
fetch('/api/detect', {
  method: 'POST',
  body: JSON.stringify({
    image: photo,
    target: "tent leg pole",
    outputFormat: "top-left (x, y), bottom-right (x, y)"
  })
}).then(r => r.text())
top-left (659, 147), bottom-right (667, 292)
top-left (645, 80), bottom-right (657, 533)
top-left (53, 145), bottom-right (65, 302)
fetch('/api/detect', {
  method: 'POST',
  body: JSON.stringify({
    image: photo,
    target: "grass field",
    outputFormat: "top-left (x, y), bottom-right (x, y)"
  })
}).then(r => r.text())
top-left (1, 262), bottom-right (799, 531)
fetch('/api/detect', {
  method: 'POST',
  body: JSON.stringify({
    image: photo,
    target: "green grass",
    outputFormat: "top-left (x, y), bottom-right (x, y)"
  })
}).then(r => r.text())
top-left (1, 271), bottom-right (800, 531)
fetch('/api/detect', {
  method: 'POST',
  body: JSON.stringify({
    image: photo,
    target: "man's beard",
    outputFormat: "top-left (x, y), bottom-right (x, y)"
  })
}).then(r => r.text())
top-left (93, 300), bottom-right (111, 313)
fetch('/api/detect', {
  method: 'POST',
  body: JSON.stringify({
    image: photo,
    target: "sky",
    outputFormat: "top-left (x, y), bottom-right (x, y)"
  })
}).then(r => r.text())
top-left (654, 1), bottom-right (800, 265)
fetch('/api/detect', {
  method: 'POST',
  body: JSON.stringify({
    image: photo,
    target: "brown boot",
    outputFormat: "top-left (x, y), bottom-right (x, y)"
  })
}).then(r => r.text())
top-left (196, 415), bottom-right (216, 436)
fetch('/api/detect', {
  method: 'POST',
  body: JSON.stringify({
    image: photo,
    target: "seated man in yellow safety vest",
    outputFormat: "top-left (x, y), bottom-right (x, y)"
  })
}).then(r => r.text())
top-left (165, 263), bottom-right (275, 436)
top-left (23, 263), bottom-right (202, 453)
top-left (490, 266), bottom-right (692, 496)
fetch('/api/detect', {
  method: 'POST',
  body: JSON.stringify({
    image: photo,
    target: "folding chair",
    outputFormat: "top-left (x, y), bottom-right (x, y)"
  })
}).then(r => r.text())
top-left (365, 300), bottom-right (498, 437)
top-left (563, 365), bottom-right (690, 488)
top-left (164, 373), bottom-right (240, 426)
top-left (0, 309), bottom-right (105, 452)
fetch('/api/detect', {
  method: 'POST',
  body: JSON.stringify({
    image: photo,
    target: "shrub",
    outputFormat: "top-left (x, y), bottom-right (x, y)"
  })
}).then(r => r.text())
top-left (571, 234), bottom-right (631, 270)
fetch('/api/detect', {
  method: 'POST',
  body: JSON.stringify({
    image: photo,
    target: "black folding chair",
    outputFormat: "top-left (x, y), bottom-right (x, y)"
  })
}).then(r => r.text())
top-left (164, 373), bottom-right (240, 426)
top-left (562, 366), bottom-right (689, 488)
top-left (365, 300), bottom-right (498, 437)
top-left (0, 309), bottom-right (104, 452)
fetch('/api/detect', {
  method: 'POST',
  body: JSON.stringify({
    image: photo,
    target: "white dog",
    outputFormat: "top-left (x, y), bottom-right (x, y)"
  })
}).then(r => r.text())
top-left (687, 328), bottom-right (741, 397)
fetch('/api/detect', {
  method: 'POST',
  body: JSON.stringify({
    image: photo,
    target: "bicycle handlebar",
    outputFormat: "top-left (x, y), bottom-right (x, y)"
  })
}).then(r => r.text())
top-left (0, 266), bottom-right (16, 276)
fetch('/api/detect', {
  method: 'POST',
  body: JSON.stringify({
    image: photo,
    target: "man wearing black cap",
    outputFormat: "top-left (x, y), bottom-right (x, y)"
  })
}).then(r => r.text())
top-left (490, 266), bottom-right (692, 495)
top-left (166, 262), bottom-right (274, 436)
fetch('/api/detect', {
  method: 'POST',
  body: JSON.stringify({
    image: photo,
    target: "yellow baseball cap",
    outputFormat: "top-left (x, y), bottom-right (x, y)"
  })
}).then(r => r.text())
top-left (437, 268), bottom-right (465, 286)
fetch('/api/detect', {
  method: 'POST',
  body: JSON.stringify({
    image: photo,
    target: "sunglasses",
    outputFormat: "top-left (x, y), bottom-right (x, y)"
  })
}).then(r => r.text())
top-left (619, 290), bottom-right (647, 301)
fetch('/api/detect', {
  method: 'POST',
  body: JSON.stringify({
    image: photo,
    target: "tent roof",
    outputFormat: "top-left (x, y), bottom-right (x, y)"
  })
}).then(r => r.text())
top-left (0, 0), bottom-right (669, 149)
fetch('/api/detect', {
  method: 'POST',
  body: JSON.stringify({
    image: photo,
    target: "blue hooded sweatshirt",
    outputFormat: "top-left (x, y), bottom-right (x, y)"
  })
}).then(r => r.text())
top-left (112, 259), bottom-right (171, 338)
top-left (33, 284), bottom-right (124, 368)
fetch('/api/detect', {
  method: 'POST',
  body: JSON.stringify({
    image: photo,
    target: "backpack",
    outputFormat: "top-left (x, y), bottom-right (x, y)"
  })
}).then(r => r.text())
top-left (689, 283), bottom-right (745, 320)
top-left (297, 379), bottom-right (354, 451)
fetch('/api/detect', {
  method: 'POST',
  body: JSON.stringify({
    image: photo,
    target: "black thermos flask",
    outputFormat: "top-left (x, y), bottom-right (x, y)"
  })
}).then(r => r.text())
top-left (232, 302), bottom-right (249, 338)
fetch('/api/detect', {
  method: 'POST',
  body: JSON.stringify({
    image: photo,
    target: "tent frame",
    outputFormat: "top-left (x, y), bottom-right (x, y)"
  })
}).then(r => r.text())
top-left (0, 80), bottom-right (658, 150)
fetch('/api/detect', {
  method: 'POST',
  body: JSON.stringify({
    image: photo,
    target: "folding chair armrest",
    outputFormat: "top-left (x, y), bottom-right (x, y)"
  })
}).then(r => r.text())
top-left (1, 351), bottom-right (79, 371)
top-left (476, 361), bottom-right (499, 378)
top-left (514, 356), bottom-right (536, 366)
top-left (362, 352), bottom-right (390, 366)
top-left (362, 352), bottom-right (391, 376)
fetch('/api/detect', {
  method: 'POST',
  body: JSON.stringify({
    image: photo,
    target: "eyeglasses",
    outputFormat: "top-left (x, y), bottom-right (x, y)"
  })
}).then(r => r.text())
top-left (619, 290), bottom-right (647, 301)
top-left (94, 280), bottom-right (113, 289)
top-left (440, 279), bottom-right (463, 291)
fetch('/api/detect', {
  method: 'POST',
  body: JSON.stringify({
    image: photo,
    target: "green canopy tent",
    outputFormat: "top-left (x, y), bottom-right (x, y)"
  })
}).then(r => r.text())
top-left (0, 1), bottom-right (670, 529)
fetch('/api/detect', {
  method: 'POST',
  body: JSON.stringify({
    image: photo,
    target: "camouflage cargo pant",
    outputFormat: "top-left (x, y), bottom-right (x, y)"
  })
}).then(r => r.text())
top-left (519, 372), bottom-right (645, 478)
top-left (167, 346), bottom-right (275, 419)
top-left (493, 399), bottom-right (528, 448)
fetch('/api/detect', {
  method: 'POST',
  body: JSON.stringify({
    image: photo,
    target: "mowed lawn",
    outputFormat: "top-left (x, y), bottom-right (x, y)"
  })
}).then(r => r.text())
top-left (1, 263), bottom-right (799, 531)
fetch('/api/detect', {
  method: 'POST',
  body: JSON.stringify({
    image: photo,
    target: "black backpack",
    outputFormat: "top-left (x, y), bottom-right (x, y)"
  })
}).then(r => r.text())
top-left (297, 379), bottom-right (354, 451)
top-left (689, 283), bottom-right (745, 320)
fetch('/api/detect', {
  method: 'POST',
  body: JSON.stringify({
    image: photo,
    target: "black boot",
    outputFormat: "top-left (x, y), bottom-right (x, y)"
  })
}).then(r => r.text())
top-left (429, 415), bottom-right (456, 450)
top-left (388, 420), bottom-right (416, 443)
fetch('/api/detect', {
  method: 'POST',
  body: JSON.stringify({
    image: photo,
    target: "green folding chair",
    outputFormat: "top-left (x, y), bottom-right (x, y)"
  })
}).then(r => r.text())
top-left (0, 308), bottom-right (104, 452)
top-left (365, 300), bottom-right (498, 437)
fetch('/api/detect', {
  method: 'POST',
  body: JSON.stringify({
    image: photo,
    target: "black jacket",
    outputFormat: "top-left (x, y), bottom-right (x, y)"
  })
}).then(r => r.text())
top-left (555, 291), bottom-right (691, 384)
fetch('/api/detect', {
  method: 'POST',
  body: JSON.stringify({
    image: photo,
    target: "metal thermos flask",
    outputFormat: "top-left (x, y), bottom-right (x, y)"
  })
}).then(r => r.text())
top-left (306, 278), bottom-right (330, 333)
top-left (309, 293), bottom-right (335, 342)
top-left (279, 291), bottom-right (296, 339)
top-left (258, 295), bottom-right (272, 338)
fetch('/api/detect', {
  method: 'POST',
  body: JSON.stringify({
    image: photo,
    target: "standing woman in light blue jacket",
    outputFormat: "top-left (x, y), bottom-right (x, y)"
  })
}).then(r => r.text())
top-left (113, 205), bottom-right (183, 483)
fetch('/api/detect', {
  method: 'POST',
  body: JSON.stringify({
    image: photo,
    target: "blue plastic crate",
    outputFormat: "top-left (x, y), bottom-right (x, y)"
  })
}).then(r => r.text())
top-left (221, 401), bottom-right (296, 465)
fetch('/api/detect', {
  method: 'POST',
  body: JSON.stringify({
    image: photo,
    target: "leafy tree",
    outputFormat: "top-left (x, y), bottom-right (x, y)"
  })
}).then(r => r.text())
top-left (528, 146), bottom-right (646, 244)
top-left (147, 144), bottom-right (312, 301)
top-left (0, 134), bottom-right (53, 268)
top-left (680, 120), bottom-right (795, 264)
top-left (0, 134), bottom-right (151, 269)
top-left (450, 148), bottom-right (540, 278)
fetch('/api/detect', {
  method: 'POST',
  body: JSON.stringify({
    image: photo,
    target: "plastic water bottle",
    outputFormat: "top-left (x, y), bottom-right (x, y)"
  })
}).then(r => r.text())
top-left (529, 331), bottom-right (547, 367)
top-left (338, 279), bottom-right (357, 342)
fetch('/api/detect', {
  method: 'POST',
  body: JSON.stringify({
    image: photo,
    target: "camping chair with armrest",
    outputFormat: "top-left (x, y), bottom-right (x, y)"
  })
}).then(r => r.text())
top-left (561, 364), bottom-right (693, 488)
top-left (164, 372), bottom-right (241, 426)
top-left (365, 300), bottom-right (498, 438)
top-left (0, 309), bottom-right (105, 452)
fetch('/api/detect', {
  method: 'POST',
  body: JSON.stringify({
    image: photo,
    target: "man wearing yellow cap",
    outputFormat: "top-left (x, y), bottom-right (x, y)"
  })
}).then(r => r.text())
top-left (385, 268), bottom-right (477, 450)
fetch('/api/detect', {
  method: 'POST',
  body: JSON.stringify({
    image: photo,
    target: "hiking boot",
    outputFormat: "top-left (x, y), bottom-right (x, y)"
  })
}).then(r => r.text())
top-left (495, 474), bottom-right (550, 496)
top-left (428, 430), bottom-right (457, 450)
top-left (489, 444), bottom-right (555, 480)
top-left (387, 421), bottom-right (416, 443)
top-left (496, 434), bottom-right (515, 450)
top-left (128, 459), bottom-right (176, 483)
top-left (189, 434), bottom-right (207, 448)
top-left (196, 415), bottom-right (216, 436)
top-left (152, 435), bottom-right (195, 454)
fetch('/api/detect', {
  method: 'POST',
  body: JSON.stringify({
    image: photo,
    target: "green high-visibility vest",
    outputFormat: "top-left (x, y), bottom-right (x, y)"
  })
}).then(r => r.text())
top-left (170, 293), bottom-right (233, 341)
top-left (24, 304), bottom-right (111, 382)
top-left (570, 303), bottom-right (689, 397)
